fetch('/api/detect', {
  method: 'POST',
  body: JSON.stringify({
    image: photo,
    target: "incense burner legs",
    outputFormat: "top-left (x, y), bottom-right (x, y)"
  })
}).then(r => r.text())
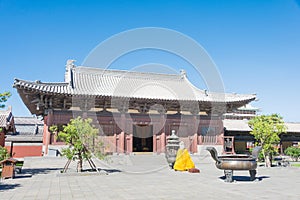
top-left (224, 170), bottom-right (233, 182)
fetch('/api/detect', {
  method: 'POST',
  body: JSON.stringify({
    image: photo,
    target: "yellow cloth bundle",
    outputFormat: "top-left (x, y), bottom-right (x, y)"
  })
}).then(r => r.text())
top-left (173, 148), bottom-right (195, 171)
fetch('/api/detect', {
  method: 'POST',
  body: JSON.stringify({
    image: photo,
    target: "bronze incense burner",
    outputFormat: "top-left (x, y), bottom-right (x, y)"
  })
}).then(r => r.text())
top-left (206, 146), bottom-right (262, 182)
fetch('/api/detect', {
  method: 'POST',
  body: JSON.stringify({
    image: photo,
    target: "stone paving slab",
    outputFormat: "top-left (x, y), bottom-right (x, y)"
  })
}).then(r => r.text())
top-left (1, 155), bottom-right (300, 199)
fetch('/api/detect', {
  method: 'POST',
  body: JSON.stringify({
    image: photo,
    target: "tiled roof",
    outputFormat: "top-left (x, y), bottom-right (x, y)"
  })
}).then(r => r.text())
top-left (14, 117), bottom-right (43, 136)
top-left (14, 66), bottom-right (256, 103)
top-left (223, 119), bottom-right (300, 133)
top-left (223, 119), bottom-right (252, 132)
top-left (6, 117), bottom-right (43, 142)
top-left (5, 135), bottom-right (43, 142)
top-left (285, 123), bottom-right (300, 133)
top-left (0, 113), bottom-right (8, 127)
top-left (0, 107), bottom-right (13, 129)
top-left (14, 117), bottom-right (43, 125)
top-left (14, 80), bottom-right (71, 95)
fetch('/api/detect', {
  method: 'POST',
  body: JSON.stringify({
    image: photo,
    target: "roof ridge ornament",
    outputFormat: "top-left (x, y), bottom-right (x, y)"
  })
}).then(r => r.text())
top-left (65, 59), bottom-right (76, 88)
top-left (180, 69), bottom-right (187, 78)
top-left (204, 90), bottom-right (209, 96)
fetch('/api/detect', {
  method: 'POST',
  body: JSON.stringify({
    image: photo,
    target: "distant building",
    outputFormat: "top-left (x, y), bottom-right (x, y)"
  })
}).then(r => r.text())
top-left (5, 117), bottom-right (43, 159)
top-left (223, 119), bottom-right (300, 154)
top-left (223, 104), bottom-right (259, 120)
top-left (0, 107), bottom-right (15, 147)
top-left (278, 122), bottom-right (300, 153)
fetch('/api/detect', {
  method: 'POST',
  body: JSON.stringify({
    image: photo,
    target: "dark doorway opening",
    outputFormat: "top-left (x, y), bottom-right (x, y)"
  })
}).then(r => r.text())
top-left (133, 125), bottom-right (153, 152)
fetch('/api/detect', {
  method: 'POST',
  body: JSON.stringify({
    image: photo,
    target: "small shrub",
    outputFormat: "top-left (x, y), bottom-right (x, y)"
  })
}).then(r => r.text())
top-left (291, 163), bottom-right (300, 167)
top-left (284, 146), bottom-right (300, 161)
top-left (0, 146), bottom-right (9, 161)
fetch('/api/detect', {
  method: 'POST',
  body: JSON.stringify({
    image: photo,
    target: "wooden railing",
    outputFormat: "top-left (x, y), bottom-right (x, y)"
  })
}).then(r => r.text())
top-left (199, 135), bottom-right (218, 144)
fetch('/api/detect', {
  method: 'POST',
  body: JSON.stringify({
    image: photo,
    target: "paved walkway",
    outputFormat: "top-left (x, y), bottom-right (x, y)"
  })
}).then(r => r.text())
top-left (1, 154), bottom-right (300, 199)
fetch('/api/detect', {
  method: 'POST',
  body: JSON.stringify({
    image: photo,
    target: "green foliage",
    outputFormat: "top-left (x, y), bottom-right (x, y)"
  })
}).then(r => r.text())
top-left (0, 146), bottom-right (9, 161)
top-left (284, 146), bottom-right (300, 161)
top-left (49, 125), bottom-right (58, 133)
top-left (248, 114), bottom-right (286, 167)
top-left (51, 117), bottom-right (105, 172)
top-left (257, 151), bottom-right (265, 162)
top-left (0, 91), bottom-right (11, 108)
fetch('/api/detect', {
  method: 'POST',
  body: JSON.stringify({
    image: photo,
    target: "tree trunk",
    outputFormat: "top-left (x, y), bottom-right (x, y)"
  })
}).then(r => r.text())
top-left (77, 155), bottom-right (83, 172)
top-left (265, 154), bottom-right (272, 167)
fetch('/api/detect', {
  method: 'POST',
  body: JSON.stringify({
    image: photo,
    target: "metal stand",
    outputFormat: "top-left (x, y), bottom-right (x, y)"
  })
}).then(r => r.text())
top-left (249, 170), bottom-right (256, 181)
top-left (224, 170), bottom-right (233, 182)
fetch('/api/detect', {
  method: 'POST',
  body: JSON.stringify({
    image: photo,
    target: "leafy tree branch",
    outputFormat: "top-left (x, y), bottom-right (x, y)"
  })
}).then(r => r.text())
top-left (249, 114), bottom-right (286, 167)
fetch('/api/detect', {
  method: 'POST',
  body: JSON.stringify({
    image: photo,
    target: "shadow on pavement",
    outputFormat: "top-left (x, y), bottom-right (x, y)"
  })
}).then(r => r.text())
top-left (57, 168), bottom-right (122, 177)
top-left (102, 169), bottom-right (122, 173)
top-left (219, 175), bottom-right (270, 182)
top-left (21, 167), bottom-right (62, 175)
top-left (13, 174), bottom-right (32, 179)
top-left (0, 183), bottom-right (21, 191)
top-left (80, 168), bottom-right (122, 173)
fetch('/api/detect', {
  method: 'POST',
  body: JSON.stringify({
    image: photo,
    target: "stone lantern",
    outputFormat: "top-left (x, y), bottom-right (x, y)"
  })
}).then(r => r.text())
top-left (165, 130), bottom-right (180, 168)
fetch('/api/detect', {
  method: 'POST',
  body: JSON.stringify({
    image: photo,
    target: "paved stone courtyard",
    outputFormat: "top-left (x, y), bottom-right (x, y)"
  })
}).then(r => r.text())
top-left (1, 154), bottom-right (300, 199)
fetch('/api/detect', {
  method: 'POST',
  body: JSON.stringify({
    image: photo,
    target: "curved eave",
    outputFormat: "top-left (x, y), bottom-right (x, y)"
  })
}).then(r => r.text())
top-left (14, 78), bottom-right (256, 104)
top-left (14, 78), bottom-right (72, 96)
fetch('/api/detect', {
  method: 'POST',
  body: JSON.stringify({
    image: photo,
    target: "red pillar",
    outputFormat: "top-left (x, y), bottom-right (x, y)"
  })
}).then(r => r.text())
top-left (43, 110), bottom-right (54, 155)
top-left (126, 133), bottom-right (133, 153)
top-left (158, 114), bottom-right (166, 153)
top-left (153, 134), bottom-right (157, 153)
top-left (198, 135), bottom-right (203, 144)
top-left (43, 116), bottom-right (48, 154)
top-left (191, 133), bottom-right (198, 153)
top-left (160, 132), bottom-right (166, 153)
top-left (156, 135), bottom-right (161, 153)
top-left (219, 119), bottom-right (224, 145)
top-left (191, 115), bottom-right (198, 153)
top-left (119, 132), bottom-right (125, 153)
top-left (129, 133), bottom-right (133, 153)
top-left (0, 131), bottom-right (5, 147)
top-left (118, 113), bottom-right (126, 153)
top-left (113, 133), bottom-right (117, 153)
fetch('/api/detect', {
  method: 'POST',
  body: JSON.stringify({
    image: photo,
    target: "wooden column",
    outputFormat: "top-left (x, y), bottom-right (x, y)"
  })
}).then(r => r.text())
top-left (118, 113), bottom-right (126, 153)
top-left (129, 133), bottom-right (133, 153)
top-left (218, 119), bottom-right (225, 145)
top-left (198, 135), bottom-right (203, 144)
top-left (191, 133), bottom-right (198, 153)
top-left (113, 133), bottom-right (118, 153)
top-left (119, 132), bottom-right (125, 153)
top-left (160, 132), bottom-right (166, 153)
top-left (158, 113), bottom-right (166, 153)
top-left (9, 142), bottom-right (13, 157)
top-left (126, 133), bottom-right (133, 153)
top-left (0, 131), bottom-right (5, 147)
top-left (44, 110), bottom-right (54, 155)
top-left (191, 115), bottom-right (198, 153)
top-left (42, 116), bottom-right (48, 154)
top-left (153, 134), bottom-right (157, 153)
top-left (155, 135), bottom-right (160, 153)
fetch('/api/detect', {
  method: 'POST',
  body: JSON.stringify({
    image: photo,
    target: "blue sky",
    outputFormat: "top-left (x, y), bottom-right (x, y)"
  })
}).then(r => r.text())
top-left (0, 0), bottom-right (300, 122)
